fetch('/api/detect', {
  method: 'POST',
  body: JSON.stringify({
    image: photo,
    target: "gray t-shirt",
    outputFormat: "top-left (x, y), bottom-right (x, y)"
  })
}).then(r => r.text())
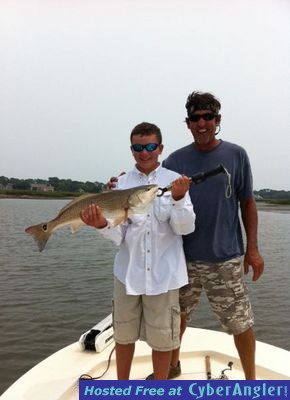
top-left (163, 140), bottom-right (253, 262)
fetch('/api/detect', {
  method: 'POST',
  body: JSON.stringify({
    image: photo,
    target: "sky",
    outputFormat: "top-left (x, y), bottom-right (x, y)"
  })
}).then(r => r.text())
top-left (1, 0), bottom-right (290, 190)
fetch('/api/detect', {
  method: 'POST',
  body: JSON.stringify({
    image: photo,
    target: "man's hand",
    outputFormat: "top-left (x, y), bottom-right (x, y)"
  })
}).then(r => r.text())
top-left (80, 204), bottom-right (107, 229)
top-left (106, 172), bottom-right (126, 190)
top-left (244, 249), bottom-right (264, 281)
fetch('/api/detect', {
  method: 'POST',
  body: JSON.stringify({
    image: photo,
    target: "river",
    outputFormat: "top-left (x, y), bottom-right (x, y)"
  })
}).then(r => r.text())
top-left (0, 199), bottom-right (289, 394)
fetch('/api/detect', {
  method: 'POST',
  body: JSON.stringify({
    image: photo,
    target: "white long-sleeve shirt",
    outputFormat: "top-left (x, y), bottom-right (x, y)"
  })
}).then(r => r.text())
top-left (100, 165), bottom-right (196, 295)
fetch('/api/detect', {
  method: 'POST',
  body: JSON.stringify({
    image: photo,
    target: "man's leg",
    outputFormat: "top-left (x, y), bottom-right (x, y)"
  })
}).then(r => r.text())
top-left (202, 258), bottom-right (256, 380)
top-left (234, 327), bottom-right (256, 380)
top-left (152, 350), bottom-right (172, 380)
top-left (115, 342), bottom-right (135, 380)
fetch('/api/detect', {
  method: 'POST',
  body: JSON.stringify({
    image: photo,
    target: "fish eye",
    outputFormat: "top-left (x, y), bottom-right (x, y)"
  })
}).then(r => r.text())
top-left (42, 224), bottom-right (48, 231)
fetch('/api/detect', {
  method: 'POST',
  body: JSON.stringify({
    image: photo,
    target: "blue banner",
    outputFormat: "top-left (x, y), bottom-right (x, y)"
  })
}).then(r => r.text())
top-left (79, 380), bottom-right (289, 400)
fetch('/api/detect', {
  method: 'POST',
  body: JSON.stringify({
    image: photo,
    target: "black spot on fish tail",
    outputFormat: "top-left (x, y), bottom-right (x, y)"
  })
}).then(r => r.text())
top-left (25, 223), bottom-right (51, 252)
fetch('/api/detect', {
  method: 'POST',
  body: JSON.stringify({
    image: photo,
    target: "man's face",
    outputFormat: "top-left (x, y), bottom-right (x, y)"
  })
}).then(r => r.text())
top-left (187, 110), bottom-right (221, 149)
top-left (131, 133), bottom-right (163, 174)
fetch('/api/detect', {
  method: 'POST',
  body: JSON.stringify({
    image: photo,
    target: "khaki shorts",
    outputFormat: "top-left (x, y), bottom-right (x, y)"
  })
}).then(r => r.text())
top-left (179, 257), bottom-right (254, 335)
top-left (113, 278), bottom-right (180, 351)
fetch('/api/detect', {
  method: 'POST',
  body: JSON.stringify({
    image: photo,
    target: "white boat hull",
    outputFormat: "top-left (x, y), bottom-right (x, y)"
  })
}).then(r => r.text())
top-left (1, 320), bottom-right (289, 400)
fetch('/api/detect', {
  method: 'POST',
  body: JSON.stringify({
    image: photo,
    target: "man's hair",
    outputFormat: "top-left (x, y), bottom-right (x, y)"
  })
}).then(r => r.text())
top-left (185, 91), bottom-right (221, 116)
top-left (130, 122), bottom-right (162, 144)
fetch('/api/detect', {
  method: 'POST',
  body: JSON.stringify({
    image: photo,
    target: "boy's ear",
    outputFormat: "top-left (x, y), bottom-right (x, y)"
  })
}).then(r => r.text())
top-left (185, 117), bottom-right (190, 128)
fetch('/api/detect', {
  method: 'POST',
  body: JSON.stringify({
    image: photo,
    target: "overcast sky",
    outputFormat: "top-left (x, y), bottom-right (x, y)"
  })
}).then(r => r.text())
top-left (1, 0), bottom-right (290, 190)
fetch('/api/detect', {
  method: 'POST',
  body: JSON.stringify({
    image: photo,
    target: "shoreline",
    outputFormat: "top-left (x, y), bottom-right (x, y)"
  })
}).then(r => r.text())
top-left (256, 202), bottom-right (290, 213)
top-left (0, 194), bottom-right (75, 200)
top-left (1, 194), bottom-right (290, 212)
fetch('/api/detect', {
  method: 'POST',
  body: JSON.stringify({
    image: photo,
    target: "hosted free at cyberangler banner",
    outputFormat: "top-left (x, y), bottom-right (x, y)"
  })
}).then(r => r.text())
top-left (79, 380), bottom-right (289, 400)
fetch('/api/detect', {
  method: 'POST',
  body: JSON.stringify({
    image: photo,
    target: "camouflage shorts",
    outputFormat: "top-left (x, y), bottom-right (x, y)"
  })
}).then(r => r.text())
top-left (179, 257), bottom-right (254, 335)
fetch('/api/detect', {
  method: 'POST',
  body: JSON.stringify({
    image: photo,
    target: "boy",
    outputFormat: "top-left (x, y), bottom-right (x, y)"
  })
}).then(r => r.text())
top-left (80, 122), bottom-right (195, 379)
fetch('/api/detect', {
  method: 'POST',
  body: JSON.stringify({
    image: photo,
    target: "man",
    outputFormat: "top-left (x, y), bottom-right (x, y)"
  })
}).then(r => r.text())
top-left (80, 122), bottom-right (195, 380)
top-left (146, 91), bottom-right (264, 380)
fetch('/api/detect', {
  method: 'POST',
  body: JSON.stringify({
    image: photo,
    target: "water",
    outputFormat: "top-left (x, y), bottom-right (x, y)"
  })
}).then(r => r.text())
top-left (0, 199), bottom-right (289, 393)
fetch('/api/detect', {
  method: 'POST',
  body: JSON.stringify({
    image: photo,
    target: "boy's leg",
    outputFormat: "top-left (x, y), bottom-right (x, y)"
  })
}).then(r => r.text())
top-left (152, 350), bottom-right (172, 380)
top-left (113, 278), bottom-right (142, 379)
top-left (116, 342), bottom-right (135, 380)
top-left (143, 289), bottom-right (181, 379)
top-left (170, 262), bottom-right (202, 369)
top-left (170, 312), bottom-right (187, 367)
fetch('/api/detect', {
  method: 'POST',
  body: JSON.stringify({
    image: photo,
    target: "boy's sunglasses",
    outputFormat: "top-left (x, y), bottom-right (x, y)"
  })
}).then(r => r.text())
top-left (188, 113), bottom-right (216, 122)
top-left (131, 143), bottom-right (159, 152)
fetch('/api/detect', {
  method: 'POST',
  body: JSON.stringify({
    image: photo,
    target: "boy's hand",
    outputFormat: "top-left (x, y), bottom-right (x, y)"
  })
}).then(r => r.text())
top-left (171, 176), bottom-right (190, 201)
top-left (80, 204), bottom-right (108, 229)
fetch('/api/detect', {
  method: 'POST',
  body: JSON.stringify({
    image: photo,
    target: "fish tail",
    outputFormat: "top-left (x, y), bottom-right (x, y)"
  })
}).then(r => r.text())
top-left (25, 223), bottom-right (52, 252)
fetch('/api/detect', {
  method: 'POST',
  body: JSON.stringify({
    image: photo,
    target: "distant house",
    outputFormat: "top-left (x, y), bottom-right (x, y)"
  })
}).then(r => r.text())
top-left (6, 183), bottom-right (14, 190)
top-left (0, 184), bottom-right (5, 190)
top-left (30, 184), bottom-right (54, 192)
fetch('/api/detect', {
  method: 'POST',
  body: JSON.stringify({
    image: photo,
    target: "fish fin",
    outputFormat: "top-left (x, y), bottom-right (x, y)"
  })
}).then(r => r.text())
top-left (110, 210), bottom-right (128, 227)
top-left (58, 194), bottom-right (96, 215)
top-left (70, 220), bottom-right (84, 233)
top-left (110, 217), bottom-right (125, 228)
top-left (25, 223), bottom-right (51, 252)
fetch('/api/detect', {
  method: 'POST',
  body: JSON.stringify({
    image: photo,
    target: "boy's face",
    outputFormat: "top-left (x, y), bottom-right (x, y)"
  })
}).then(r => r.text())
top-left (131, 133), bottom-right (163, 175)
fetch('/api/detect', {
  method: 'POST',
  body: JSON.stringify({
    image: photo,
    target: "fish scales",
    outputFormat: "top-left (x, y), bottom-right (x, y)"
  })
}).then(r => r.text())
top-left (56, 191), bottom-right (131, 222)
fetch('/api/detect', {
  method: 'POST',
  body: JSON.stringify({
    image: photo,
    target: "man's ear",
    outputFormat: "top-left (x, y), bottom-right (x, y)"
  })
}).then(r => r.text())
top-left (215, 115), bottom-right (222, 135)
top-left (159, 144), bottom-right (164, 154)
top-left (185, 117), bottom-right (190, 128)
top-left (216, 114), bottom-right (221, 124)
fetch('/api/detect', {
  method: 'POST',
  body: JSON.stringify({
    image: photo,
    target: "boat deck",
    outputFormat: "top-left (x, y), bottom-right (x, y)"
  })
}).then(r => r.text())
top-left (1, 327), bottom-right (289, 400)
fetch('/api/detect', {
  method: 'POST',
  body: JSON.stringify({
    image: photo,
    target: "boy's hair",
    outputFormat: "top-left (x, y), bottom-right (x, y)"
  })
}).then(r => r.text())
top-left (130, 122), bottom-right (162, 144)
top-left (185, 91), bottom-right (221, 116)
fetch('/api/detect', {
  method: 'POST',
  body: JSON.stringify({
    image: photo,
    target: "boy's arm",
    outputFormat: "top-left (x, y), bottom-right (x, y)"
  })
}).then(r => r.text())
top-left (170, 175), bottom-right (190, 201)
top-left (80, 204), bottom-right (126, 246)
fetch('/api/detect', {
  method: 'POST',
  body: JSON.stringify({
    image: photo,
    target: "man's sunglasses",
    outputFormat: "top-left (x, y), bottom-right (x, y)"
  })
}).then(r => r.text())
top-left (131, 143), bottom-right (159, 152)
top-left (188, 113), bottom-right (216, 122)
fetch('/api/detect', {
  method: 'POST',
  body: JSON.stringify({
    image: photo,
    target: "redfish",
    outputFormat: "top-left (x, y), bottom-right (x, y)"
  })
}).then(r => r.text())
top-left (25, 185), bottom-right (158, 251)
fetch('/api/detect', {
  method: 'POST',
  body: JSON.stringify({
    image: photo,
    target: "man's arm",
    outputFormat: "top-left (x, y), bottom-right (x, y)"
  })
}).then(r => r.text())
top-left (240, 197), bottom-right (264, 281)
top-left (106, 172), bottom-right (126, 190)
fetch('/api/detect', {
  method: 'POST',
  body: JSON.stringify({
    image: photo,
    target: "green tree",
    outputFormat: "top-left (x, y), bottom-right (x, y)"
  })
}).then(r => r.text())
top-left (0, 176), bottom-right (9, 186)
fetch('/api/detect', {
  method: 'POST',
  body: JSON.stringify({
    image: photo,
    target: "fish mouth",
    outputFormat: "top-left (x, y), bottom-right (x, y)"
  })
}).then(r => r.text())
top-left (151, 186), bottom-right (159, 196)
top-left (144, 184), bottom-right (159, 195)
top-left (145, 185), bottom-right (159, 198)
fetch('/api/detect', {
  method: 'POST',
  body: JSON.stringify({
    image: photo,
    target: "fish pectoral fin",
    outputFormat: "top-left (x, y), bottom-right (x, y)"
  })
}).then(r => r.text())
top-left (110, 216), bottom-right (125, 228)
top-left (70, 220), bottom-right (84, 233)
top-left (110, 210), bottom-right (128, 227)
